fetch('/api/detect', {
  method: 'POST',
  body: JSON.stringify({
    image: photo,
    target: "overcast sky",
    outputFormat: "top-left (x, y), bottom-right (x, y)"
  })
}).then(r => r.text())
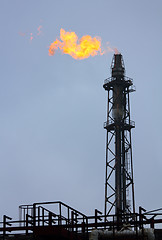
top-left (0, 0), bottom-right (162, 220)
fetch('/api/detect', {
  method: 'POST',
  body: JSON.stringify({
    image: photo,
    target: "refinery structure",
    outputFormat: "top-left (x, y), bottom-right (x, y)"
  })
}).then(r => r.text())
top-left (103, 54), bottom-right (135, 219)
top-left (0, 54), bottom-right (162, 240)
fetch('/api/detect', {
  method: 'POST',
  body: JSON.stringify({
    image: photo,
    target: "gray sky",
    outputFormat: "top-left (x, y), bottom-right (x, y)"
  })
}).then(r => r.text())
top-left (0, 0), bottom-right (162, 219)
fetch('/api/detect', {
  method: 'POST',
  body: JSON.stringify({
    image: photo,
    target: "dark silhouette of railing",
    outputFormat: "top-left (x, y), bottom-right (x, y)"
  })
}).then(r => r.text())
top-left (1, 202), bottom-right (162, 239)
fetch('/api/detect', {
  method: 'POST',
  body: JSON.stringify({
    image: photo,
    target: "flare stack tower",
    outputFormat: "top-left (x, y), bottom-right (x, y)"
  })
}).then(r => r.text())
top-left (103, 53), bottom-right (136, 220)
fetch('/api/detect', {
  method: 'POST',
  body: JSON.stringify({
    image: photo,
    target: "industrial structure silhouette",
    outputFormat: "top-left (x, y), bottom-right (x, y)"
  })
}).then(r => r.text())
top-left (0, 54), bottom-right (162, 240)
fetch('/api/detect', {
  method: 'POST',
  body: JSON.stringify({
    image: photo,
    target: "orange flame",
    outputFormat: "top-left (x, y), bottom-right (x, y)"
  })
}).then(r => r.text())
top-left (49, 29), bottom-right (104, 59)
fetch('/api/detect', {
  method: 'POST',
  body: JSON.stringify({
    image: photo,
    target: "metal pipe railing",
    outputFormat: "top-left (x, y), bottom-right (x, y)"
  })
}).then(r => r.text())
top-left (1, 203), bottom-right (162, 238)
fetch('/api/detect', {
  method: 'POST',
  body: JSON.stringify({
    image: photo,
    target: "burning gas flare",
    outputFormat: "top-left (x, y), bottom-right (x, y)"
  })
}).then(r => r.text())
top-left (49, 29), bottom-right (104, 59)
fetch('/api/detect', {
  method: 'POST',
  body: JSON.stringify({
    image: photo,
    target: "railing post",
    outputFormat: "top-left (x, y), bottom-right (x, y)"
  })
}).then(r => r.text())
top-left (68, 207), bottom-right (70, 225)
top-left (75, 213), bottom-right (78, 233)
top-left (49, 212), bottom-right (52, 226)
top-left (139, 207), bottom-right (142, 229)
top-left (3, 215), bottom-right (6, 240)
top-left (59, 202), bottom-right (62, 225)
top-left (3, 215), bottom-right (12, 240)
top-left (23, 208), bottom-right (25, 227)
top-left (82, 221), bottom-right (85, 233)
top-left (71, 211), bottom-right (74, 232)
top-left (33, 203), bottom-right (36, 227)
top-left (139, 206), bottom-right (146, 237)
top-left (42, 208), bottom-right (44, 226)
top-left (19, 206), bottom-right (22, 227)
top-left (95, 209), bottom-right (102, 229)
top-left (38, 207), bottom-right (40, 226)
top-left (150, 216), bottom-right (155, 229)
top-left (84, 216), bottom-right (88, 240)
top-left (26, 214), bottom-right (28, 235)
top-left (95, 209), bottom-right (97, 229)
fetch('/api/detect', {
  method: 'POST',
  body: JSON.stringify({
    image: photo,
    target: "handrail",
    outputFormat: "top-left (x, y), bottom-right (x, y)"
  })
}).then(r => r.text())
top-left (1, 202), bottom-right (162, 238)
top-left (104, 76), bottom-right (134, 85)
top-left (33, 201), bottom-right (87, 218)
top-left (104, 119), bottom-right (135, 128)
top-left (0, 211), bottom-right (162, 236)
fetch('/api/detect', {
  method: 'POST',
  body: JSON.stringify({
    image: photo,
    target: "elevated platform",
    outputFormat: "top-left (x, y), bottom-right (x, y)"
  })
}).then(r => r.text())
top-left (0, 201), bottom-right (162, 240)
top-left (103, 76), bottom-right (135, 92)
top-left (104, 119), bottom-right (135, 131)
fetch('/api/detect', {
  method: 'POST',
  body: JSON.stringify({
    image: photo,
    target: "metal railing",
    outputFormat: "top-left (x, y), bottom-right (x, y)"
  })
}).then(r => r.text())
top-left (0, 203), bottom-right (162, 239)
top-left (103, 119), bottom-right (135, 129)
top-left (104, 76), bottom-right (134, 85)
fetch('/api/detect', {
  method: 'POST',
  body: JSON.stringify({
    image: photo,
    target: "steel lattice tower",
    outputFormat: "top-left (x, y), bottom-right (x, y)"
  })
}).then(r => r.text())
top-left (103, 54), bottom-right (136, 221)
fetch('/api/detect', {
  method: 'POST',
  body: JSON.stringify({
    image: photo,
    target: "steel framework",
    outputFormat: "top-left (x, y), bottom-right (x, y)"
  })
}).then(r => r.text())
top-left (103, 54), bottom-right (136, 221)
top-left (1, 201), bottom-right (162, 240)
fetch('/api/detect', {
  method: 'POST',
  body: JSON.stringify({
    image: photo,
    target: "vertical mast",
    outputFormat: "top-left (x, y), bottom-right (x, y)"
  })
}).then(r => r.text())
top-left (103, 54), bottom-right (135, 221)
